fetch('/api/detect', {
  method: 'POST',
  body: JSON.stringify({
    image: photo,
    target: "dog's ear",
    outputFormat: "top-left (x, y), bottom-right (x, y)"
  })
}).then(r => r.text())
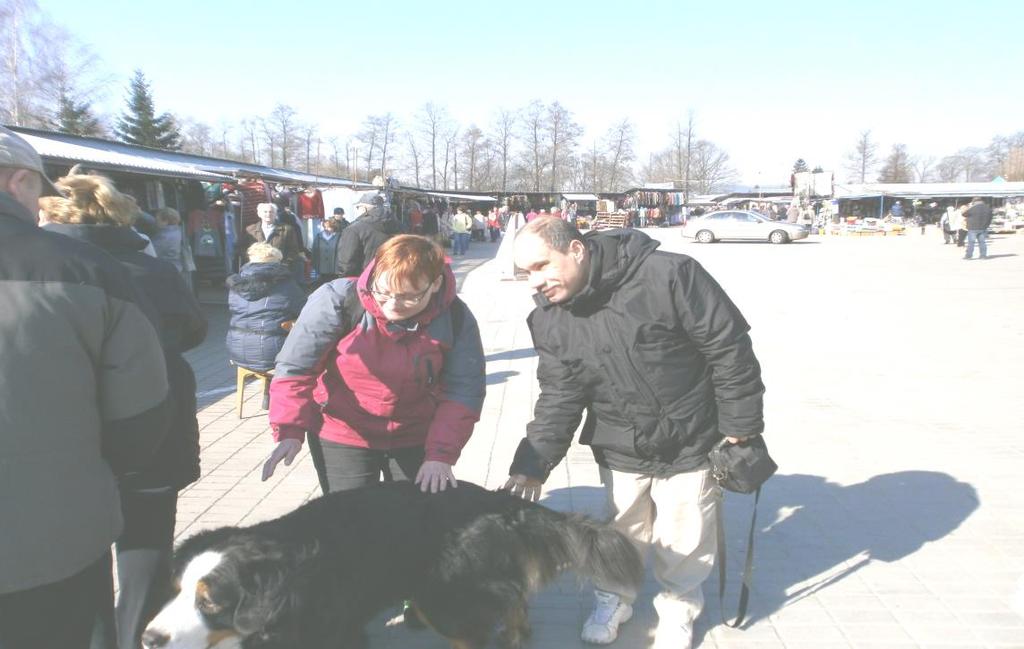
top-left (230, 539), bottom-right (317, 638)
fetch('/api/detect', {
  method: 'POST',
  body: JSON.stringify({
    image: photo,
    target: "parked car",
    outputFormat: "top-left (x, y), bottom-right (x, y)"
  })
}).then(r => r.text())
top-left (682, 210), bottom-right (810, 244)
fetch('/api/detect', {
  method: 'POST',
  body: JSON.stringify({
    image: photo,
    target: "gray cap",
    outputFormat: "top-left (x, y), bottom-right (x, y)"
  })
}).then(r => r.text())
top-left (0, 126), bottom-right (61, 196)
top-left (355, 191), bottom-right (385, 207)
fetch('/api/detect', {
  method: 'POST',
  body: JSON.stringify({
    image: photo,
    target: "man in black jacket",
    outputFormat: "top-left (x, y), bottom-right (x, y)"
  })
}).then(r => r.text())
top-left (963, 197), bottom-right (993, 260)
top-left (335, 191), bottom-right (401, 277)
top-left (504, 217), bottom-right (765, 648)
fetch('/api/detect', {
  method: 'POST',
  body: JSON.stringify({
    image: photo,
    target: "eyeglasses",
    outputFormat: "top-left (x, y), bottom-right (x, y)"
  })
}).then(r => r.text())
top-left (367, 284), bottom-right (433, 306)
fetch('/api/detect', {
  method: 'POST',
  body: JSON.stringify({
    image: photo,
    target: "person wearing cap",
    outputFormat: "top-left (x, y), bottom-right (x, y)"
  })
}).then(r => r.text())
top-left (0, 126), bottom-right (173, 648)
top-left (335, 190), bottom-right (401, 277)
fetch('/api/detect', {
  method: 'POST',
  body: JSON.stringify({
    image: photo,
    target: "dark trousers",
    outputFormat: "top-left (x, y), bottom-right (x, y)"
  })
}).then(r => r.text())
top-left (115, 488), bottom-right (177, 649)
top-left (957, 229), bottom-right (967, 246)
top-left (306, 432), bottom-right (425, 494)
top-left (0, 552), bottom-right (116, 649)
top-left (942, 226), bottom-right (956, 244)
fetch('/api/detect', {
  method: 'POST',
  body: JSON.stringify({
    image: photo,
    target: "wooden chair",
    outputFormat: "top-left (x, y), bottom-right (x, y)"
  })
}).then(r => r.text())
top-left (233, 321), bottom-right (295, 418)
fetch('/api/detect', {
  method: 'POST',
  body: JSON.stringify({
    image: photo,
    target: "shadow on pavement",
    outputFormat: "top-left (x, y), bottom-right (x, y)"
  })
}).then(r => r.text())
top-left (700, 470), bottom-right (979, 641)
top-left (533, 472), bottom-right (978, 647)
top-left (486, 370), bottom-right (519, 385)
top-left (485, 348), bottom-right (538, 362)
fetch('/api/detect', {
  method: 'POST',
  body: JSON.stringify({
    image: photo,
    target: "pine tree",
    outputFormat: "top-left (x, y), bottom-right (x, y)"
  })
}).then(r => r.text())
top-left (115, 70), bottom-right (181, 150)
top-left (55, 92), bottom-right (103, 137)
top-left (792, 158), bottom-right (809, 173)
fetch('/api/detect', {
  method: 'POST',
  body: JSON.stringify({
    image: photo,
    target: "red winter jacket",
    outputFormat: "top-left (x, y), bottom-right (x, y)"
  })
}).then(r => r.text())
top-left (269, 261), bottom-right (485, 464)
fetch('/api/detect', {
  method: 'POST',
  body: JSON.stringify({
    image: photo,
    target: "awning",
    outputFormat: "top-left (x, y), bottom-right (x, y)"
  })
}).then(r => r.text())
top-left (406, 189), bottom-right (497, 202)
top-left (834, 181), bottom-right (1024, 200)
top-left (18, 131), bottom-right (232, 182)
top-left (9, 127), bottom-right (362, 186)
top-left (562, 193), bottom-right (599, 201)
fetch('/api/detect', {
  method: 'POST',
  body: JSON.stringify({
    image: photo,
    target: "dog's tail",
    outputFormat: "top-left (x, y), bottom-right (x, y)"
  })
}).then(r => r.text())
top-left (507, 505), bottom-right (645, 596)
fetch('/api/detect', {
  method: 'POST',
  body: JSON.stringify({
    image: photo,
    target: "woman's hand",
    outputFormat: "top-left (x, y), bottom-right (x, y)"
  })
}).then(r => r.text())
top-left (415, 460), bottom-right (457, 493)
top-left (261, 438), bottom-right (303, 481)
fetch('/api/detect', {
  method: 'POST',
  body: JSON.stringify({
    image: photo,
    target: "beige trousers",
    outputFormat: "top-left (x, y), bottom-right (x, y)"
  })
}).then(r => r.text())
top-left (595, 466), bottom-right (720, 625)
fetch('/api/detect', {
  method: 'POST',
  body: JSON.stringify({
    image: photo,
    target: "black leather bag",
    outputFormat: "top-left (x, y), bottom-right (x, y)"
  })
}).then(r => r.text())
top-left (709, 436), bottom-right (777, 494)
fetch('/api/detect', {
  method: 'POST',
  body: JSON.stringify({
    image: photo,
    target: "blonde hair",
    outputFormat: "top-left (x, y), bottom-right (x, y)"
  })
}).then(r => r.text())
top-left (155, 207), bottom-right (181, 226)
top-left (247, 242), bottom-right (283, 263)
top-left (44, 174), bottom-right (140, 226)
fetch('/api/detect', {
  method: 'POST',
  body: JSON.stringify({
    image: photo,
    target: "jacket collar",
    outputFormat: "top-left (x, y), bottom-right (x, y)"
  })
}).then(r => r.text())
top-left (0, 192), bottom-right (36, 235)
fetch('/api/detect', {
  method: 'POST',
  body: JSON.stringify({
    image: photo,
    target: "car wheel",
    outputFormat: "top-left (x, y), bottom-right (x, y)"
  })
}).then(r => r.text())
top-left (696, 230), bottom-right (715, 243)
top-left (769, 230), bottom-right (789, 244)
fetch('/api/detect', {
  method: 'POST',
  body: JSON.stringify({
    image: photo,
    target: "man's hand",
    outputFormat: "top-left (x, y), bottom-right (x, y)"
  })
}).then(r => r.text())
top-left (502, 474), bottom-right (543, 501)
top-left (261, 438), bottom-right (303, 481)
top-left (725, 434), bottom-right (759, 444)
top-left (416, 460), bottom-right (457, 493)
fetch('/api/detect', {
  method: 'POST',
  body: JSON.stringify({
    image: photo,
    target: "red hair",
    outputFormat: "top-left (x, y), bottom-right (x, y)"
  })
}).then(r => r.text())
top-left (372, 234), bottom-right (445, 289)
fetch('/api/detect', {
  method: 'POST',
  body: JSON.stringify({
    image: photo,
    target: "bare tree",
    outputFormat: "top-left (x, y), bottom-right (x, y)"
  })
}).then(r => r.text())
top-left (240, 118), bottom-right (260, 163)
top-left (987, 132), bottom-right (1024, 180)
top-left (406, 131), bottom-right (422, 187)
top-left (302, 124), bottom-right (319, 174)
top-left (583, 140), bottom-right (604, 193)
top-left (461, 126), bottom-right (486, 190)
top-left (845, 130), bottom-right (879, 183)
top-left (877, 144), bottom-right (914, 182)
top-left (545, 101), bottom-right (582, 192)
top-left (418, 103), bottom-right (451, 189)
top-left (178, 117), bottom-right (213, 156)
top-left (264, 103), bottom-right (299, 168)
top-left (912, 155), bottom-right (936, 183)
top-left (1, 0), bottom-right (54, 127)
top-left (690, 140), bottom-right (737, 193)
top-left (521, 100), bottom-right (546, 191)
top-left (491, 108), bottom-right (517, 191)
top-left (604, 118), bottom-right (636, 192)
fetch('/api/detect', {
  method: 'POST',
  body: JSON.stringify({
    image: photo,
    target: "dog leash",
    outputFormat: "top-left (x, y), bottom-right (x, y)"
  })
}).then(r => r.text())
top-left (715, 486), bottom-right (761, 628)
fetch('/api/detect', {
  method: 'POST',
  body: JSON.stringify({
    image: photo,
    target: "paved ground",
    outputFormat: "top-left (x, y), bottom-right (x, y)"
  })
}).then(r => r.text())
top-left (179, 228), bottom-right (1024, 648)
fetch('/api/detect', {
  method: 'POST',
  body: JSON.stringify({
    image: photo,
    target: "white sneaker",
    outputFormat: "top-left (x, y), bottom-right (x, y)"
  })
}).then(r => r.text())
top-left (581, 590), bottom-right (633, 644)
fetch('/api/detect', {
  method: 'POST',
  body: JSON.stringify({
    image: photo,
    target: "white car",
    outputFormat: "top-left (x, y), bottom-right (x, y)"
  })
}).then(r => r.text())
top-left (682, 210), bottom-right (810, 244)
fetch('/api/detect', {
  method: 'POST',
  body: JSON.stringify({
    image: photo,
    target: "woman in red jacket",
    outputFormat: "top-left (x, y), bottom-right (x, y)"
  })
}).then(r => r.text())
top-left (262, 235), bottom-right (485, 494)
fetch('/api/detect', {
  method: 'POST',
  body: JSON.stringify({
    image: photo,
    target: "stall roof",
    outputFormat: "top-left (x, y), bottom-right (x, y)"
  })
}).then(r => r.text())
top-left (834, 181), bottom-right (1024, 200)
top-left (396, 187), bottom-right (497, 202)
top-left (8, 126), bottom-right (364, 187)
top-left (562, 193), bottom-right (599, 201)
top-left (13, 129), bottom-right (232, 182)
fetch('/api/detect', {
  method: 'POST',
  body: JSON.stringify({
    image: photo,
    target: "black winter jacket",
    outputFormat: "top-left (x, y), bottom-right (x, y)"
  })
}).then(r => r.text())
top-left (335, 207), bottom-right (401, 276)
top-left (226, 262), bottom-right (306, 371)
top-left (43, 223), bottom-right (207, 489)
top-left (510, 230), bottom-right (765, 479)
top-left (964, 201), bottom-right (993, 231)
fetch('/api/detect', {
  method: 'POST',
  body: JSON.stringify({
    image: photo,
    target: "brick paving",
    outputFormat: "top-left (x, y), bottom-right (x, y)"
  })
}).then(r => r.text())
top-left (179, 228), bottom-right (1024, 648)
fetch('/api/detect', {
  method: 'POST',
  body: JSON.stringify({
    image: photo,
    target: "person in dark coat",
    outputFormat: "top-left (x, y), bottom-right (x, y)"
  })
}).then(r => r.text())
top-left (39, 172), bottom-right (207, 649)
top-left (335, 191), bottom-right (401, 277)
top-left (239, 202), bottom-right (308, 270)
top-left (226, 242), bottom-right (307, 371)
top-left (1, 128), bottom-right (171, 649)
top-left (963, 197), bottom-right (993, 260)
top-left (311, 217), bottom-right (344, 288)
top-left (504, 217), bottom-right (765, 648)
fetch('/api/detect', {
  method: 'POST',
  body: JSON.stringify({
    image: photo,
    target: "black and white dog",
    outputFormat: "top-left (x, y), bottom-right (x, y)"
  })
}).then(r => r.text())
top-left (142, 481), bottom-right (642, 649)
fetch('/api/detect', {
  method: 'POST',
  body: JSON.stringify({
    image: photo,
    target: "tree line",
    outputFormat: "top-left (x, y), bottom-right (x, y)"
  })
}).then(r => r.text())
top-left (1, 0), bottom-right (739, 193)
top-left (839, 129), bottom-right (1024, 184)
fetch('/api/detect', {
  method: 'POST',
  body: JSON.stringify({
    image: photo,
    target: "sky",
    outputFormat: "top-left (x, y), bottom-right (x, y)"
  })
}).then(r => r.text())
top-left (36, 0), bottom-right (1024, 186)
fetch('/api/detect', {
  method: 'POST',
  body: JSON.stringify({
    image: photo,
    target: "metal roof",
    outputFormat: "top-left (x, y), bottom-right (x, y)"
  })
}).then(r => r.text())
top-left (834, 181), bottom-right (1024, 200)
top-left (562, 193), bottom-right (599, 201)
top-left (8, 127), bottom-right (363, 186)
top-left (15, 130), bottom-right (232, 182)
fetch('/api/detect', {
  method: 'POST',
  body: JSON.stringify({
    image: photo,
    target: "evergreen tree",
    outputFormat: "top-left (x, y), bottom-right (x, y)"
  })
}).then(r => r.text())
top-left (811, 165), bottom-right (824, 173)
top-left (55, 91), bottom-right (103, 137)
top-left (792, 158), bottom-right (809, 173)
top-left (115, 70), bottom-right (181, 149)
